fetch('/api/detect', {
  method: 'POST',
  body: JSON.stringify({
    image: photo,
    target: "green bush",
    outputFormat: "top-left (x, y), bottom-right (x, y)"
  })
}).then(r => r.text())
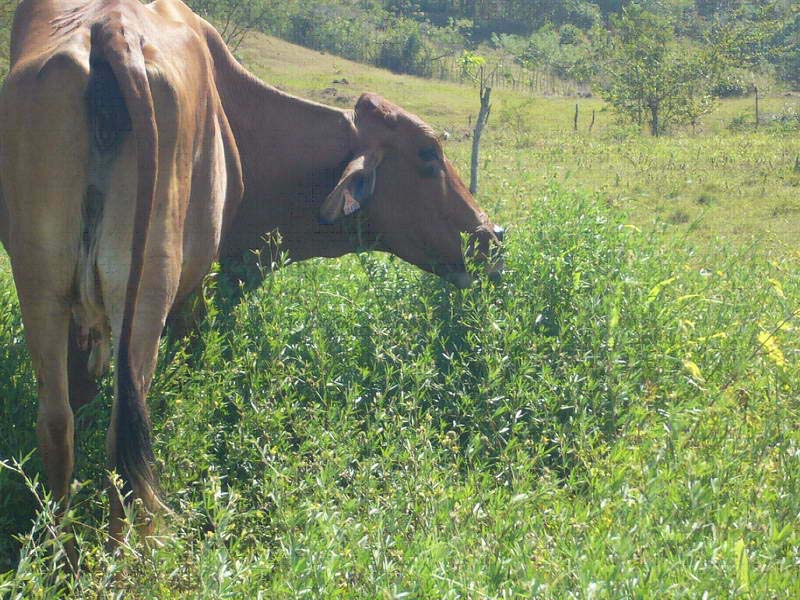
top-left (376, 19), bottom-right (432, 75)
top-left (711, 68), bottom-right (751, 98)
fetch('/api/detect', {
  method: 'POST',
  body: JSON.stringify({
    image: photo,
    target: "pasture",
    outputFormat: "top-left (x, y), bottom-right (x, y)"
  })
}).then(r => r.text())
top-left (1, 32), bottom-right (799, 598)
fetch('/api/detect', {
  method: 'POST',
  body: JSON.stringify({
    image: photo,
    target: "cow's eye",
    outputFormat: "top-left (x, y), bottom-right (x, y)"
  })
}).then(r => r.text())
top-left (418, 146), bottom-right (438, 162)
top-left (420, 162), bottom-right (440, 178)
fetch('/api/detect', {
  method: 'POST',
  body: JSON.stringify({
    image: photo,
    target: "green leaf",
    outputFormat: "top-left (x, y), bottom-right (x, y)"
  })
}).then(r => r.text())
top-left (646, 276), bottom-right (677, 306)
top-left (735, 538), bottom-right (750, 592)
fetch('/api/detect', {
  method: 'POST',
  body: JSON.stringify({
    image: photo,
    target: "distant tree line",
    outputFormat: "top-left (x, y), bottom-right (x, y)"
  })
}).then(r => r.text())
top-left (183, 0), bottom-right (798, 90)
top-left (1, 0), bottom-right (796, 93)
top-left (0, 0), bottom-right (796, 135)
top-left (384, 0), bottom-right (603, 34)
top-left (187, 0), bottom-right (469, 77)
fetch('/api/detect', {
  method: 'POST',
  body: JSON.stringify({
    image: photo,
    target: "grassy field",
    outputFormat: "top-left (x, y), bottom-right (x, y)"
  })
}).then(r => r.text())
top-left (1, 32), bottom-right (799, 597)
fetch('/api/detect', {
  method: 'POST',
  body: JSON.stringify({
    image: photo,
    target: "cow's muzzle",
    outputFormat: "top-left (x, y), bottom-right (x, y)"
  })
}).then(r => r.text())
top-left (487, 225), bottom-right (505, 283)
top-left (444, 224), bottom-right (505, 288)
top-left (493, 225), bottom-right (505, 243)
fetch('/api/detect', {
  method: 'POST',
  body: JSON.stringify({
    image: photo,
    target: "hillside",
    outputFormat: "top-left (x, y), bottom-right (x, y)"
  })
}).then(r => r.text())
top-left (188, 0), bottom-right (800, 92)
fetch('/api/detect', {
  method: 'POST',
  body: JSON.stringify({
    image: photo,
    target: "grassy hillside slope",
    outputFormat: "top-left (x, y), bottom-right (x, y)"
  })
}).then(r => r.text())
top-left (1, 31), bottom-right (798, 598)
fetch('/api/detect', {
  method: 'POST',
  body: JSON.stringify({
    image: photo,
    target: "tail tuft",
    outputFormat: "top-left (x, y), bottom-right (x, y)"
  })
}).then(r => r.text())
top-left (114, 343), bottom-right (157, 498)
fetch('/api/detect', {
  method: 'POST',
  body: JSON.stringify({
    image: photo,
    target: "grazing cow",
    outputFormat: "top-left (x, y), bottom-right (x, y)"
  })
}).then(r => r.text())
top-left (0, 0), bottom-right (503, 560)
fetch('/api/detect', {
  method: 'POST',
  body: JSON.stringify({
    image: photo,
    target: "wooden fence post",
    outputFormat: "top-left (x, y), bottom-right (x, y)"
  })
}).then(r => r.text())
top-left (470, 85), bottom-right (492, 196)
top-left (755, 86), bottom-right (760, 129)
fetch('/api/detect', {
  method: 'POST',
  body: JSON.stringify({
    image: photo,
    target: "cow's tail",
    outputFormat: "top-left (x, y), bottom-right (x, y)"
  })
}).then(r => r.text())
top-left (89, 20), bottom-right (160, 503)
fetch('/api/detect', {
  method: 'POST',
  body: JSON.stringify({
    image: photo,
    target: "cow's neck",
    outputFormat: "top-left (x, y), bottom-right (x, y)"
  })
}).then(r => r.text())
top-left (208, 42), bottom-right (362, 266)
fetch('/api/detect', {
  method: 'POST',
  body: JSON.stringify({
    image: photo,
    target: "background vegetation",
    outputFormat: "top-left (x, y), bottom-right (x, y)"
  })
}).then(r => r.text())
top-left (173, 0), bottom-right (800, 136)
top-left (193, 3), bottom-right (797, 90)
top-left (0, 0), bottom-right (799, 597)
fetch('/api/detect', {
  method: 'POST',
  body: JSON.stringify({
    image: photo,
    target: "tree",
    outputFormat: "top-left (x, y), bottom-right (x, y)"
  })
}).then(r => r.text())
top-left (0, 0), bottom-right (20, 82)
top-left (188, 0), bottom-right (282, 52)
top-left (510, 23), bottom-right (593, 82)
top-left (709, 1), bottom-right (798, 88)
top-left (593, 5), bottom-right (718, 136)
top-left (774, 10), bottom-right (800, 87)
top-left (673, 48), bottom-right (718, 132)
top-left (459, 51), bottom-right (494, 195)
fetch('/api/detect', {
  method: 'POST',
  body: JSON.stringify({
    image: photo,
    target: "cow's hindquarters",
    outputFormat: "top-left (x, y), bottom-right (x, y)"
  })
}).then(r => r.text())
top-left (2, 0), bottom-right (244, 554)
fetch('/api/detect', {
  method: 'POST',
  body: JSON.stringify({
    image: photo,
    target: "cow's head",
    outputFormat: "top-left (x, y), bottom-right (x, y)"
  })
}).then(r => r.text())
top-left (320, 93), bottom-right (504, 288)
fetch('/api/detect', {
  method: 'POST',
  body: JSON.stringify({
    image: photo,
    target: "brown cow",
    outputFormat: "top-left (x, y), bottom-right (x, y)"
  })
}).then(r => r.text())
top-left (0, 0), bottom-right (502, 561)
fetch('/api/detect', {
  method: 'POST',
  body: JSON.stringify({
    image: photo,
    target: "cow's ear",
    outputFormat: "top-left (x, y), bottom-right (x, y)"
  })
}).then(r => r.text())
top-left (320, 149), bottom-right (383, 224)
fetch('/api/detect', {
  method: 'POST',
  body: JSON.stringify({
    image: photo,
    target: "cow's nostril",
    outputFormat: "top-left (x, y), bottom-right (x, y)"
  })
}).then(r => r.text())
top-left (493, 225), bottom-right (505, 243)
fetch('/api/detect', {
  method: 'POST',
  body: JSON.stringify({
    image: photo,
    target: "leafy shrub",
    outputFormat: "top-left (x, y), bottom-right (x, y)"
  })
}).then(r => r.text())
top-left (766, 104), bottom-right (800, 133)
top-left (376, 19), bottom-right (433, 76)
top-left (711, 69), bottom-right (751, 98)
top-left (517, 24), bottom-right (590, 81)
top-left (559, 23), bottom-right (581, 45)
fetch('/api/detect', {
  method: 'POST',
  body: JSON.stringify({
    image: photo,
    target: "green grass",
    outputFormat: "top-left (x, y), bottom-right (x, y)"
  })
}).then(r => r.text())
top-left (1, 31), bottom-right (799, 598)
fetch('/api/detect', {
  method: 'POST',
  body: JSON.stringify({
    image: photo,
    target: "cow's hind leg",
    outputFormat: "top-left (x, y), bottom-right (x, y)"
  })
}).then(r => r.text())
top-left (26, 308), bottom-right (73, 503)
top-left (17, 298), bottom-right (76, 569)
top-left (2, 55), bottom-right (90, 572)
top-left (9, 211), bottom-right (83, 573)
top-left (164, 290), bottom-right (207, 361)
